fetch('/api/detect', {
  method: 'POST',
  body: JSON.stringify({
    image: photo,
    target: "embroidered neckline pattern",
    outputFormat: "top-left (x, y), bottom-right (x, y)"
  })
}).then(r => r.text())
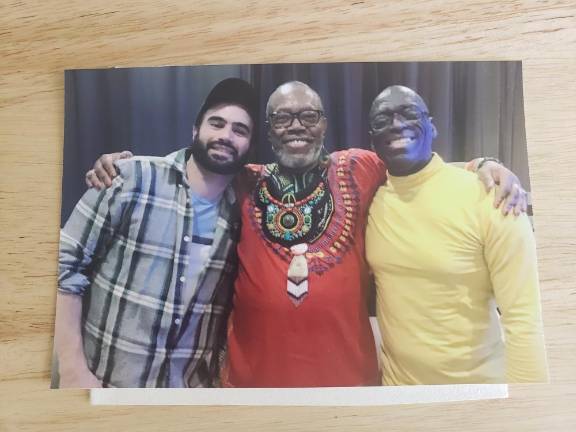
top-left (250, 151), bottom-right (360, 275)
top-left (255, 163), bottom-right (334, 247)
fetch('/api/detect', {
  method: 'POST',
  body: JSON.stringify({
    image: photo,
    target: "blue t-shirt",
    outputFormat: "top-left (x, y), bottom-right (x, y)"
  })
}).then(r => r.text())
top-left (190, 192), bottom-right (219, 244)
top-left (169, 191), bottom-right (221, 387)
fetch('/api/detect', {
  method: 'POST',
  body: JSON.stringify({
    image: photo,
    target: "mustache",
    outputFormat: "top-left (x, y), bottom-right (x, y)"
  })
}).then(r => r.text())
top-left (378, 126), bottom-right (419, 141)
top-left (383, 126), bottom-right (413, 135)
top-left (207, 140), bottom-right (238, 157)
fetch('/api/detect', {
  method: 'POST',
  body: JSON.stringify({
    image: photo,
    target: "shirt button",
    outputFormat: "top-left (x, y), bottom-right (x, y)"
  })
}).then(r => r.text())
top-left (174, 318), bottom-right (181, 325)
top-left (179, 276), bottom-right (185, 282)
top-left (183, 235), bottom-right (190, 242)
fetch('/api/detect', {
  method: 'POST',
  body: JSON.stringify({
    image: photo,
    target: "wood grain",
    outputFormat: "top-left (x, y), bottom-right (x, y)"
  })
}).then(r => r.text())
top-left (1, 1), bottom-right (575, 431)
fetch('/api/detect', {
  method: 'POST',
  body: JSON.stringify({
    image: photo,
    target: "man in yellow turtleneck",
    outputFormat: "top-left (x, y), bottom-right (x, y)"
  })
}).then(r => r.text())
top-left (365, 85), bottom-right (548, 384)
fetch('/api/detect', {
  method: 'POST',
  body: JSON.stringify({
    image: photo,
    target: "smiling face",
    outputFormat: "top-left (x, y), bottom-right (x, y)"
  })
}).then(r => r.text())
top-left (369, 86), bottom-right (437, 176)
top-left (191, 103), bottom-right (253, 175)
top-left (266, 82), bottom-right (327, 171)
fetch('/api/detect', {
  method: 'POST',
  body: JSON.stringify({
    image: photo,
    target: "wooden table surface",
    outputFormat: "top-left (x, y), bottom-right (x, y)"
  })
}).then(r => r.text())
top-left (1, 1), bottom-right (575, 431)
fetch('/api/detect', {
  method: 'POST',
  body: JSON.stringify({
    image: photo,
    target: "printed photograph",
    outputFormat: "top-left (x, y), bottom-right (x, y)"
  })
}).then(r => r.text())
top-left (52, 61), bottom-right (548, 388)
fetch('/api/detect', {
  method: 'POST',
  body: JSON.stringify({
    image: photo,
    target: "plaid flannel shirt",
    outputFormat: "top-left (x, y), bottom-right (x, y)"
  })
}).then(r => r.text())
top-left (58, 148), bottom-right (239, 387)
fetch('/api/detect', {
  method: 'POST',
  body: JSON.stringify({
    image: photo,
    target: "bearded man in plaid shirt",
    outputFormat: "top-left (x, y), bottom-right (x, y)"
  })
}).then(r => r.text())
top-left (54, 79), bottom-right (257, 388)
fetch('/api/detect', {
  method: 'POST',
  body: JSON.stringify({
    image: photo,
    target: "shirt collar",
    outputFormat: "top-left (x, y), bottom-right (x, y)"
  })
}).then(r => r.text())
top-left (165, 147), bottom-right (236, 205)
top-left (386, 152), bottom-right (444, 190)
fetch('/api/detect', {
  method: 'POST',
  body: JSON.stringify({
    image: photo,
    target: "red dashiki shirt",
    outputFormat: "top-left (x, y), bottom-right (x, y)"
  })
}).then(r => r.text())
top-left (223, 149), bottom-right (387, 387)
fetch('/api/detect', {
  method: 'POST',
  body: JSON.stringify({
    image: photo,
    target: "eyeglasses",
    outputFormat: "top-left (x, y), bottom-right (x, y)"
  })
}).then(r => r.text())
top-left (268, 110), bottom-right (324, 129)
top-left (370, 108), bottom-right (428, 134)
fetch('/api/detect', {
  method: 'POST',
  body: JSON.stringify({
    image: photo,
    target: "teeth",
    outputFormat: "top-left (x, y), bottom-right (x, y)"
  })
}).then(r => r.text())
top-left (211, 145), bottom-right (233, 154)
top-left (391, 137), bottom-right (413, 144)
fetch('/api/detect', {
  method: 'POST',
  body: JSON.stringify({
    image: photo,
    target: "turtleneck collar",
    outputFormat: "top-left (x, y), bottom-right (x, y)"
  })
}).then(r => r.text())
top-left (386, 153), bottom-right (444, 191)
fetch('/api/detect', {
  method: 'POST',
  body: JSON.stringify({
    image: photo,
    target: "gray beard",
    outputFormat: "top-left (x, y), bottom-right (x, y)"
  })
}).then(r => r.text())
top-left (273, 145), bottom-right (323, 171)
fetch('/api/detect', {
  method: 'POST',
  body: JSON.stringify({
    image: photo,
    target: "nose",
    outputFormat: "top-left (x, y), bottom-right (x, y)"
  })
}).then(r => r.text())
top-left (392, 113), bottom-right (404, 127)
top-left (216, 125), bottom-right (235, 142)
top-left (287, 116), bottom-right (306, 131)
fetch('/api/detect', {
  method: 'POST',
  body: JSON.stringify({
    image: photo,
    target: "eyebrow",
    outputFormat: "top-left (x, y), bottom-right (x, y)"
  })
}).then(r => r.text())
top-left (272, 105), bottom-right (319, 113)
top-left (376, 104), bottom-right (419, 112)
top-left (207, 115), bottom-right (251, 132)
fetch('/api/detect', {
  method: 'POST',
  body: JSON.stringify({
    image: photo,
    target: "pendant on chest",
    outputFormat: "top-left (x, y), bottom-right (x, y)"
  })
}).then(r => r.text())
top-left (256, 178), bottom-right (334, 248)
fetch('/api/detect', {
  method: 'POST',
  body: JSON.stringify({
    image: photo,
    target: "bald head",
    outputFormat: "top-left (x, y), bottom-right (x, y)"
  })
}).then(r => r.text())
top-left (266, 81), bottom-right (324, 116)
top-left (370, 85), bottom-right (429, 120)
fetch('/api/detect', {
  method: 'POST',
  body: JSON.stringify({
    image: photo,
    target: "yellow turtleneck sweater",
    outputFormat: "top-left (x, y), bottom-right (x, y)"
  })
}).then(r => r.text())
top-left (366, 154), bottom-right (547, 384)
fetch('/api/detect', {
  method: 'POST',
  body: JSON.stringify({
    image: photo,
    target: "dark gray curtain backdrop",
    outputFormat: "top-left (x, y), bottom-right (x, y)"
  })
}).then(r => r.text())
top-left (61, 61), bottom-right (527, 224)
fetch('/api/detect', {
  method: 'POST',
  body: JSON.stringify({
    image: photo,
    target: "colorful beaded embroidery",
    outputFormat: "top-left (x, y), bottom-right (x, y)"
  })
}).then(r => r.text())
top-left (257, 176), bottom-right (333, 245)
top-left (250, 150), bottom-right (361, 275)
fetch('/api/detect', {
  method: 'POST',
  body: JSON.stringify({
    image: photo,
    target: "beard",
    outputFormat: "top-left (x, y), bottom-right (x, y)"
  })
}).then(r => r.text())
top-left (190, 135), bottom-right (248, 175)
top-left (272, 142), bottom-right (323, 171)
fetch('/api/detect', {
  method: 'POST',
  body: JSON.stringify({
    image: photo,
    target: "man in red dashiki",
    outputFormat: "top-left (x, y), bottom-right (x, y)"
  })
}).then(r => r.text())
top-left (225, 146), bottom-right (385, 387)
